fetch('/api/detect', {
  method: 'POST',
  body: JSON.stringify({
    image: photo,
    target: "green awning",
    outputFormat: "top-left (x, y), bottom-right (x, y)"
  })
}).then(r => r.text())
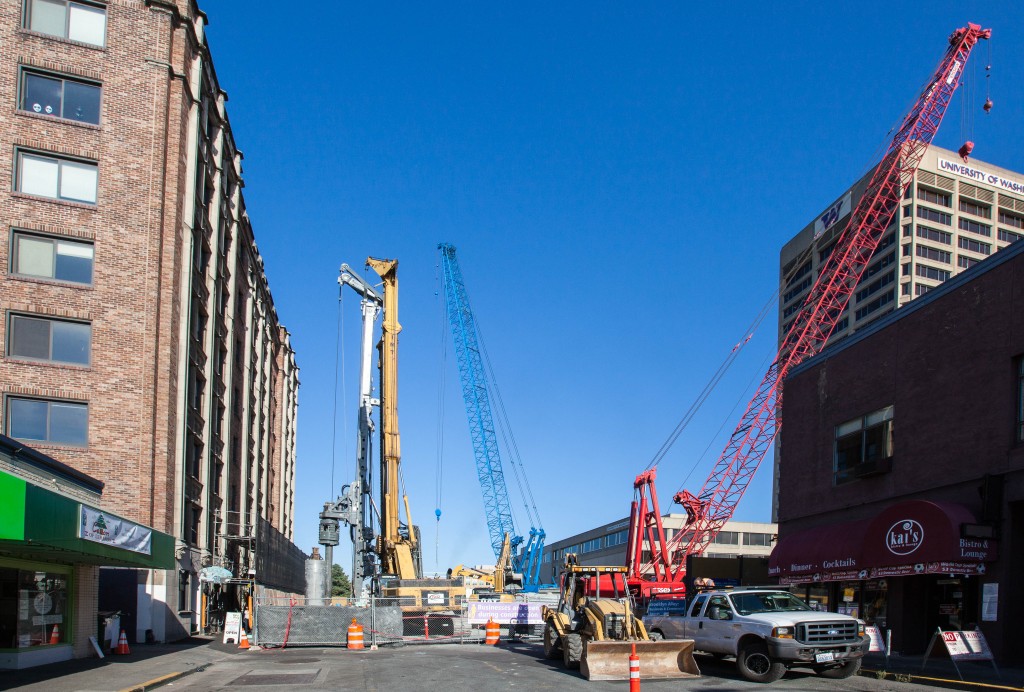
top-left (0, 471), bottom-right (175, 569)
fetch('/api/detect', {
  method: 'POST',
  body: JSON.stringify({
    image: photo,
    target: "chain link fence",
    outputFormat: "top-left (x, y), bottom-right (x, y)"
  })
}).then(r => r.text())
top-left (253, 595), bottom-right (542, 648)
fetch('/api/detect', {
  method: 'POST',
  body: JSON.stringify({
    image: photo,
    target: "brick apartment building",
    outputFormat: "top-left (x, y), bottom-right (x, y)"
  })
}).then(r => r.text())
top-left (0, 0), bottom-right (302, 667)
top-left (770, 237), bottom-right (1024, 662)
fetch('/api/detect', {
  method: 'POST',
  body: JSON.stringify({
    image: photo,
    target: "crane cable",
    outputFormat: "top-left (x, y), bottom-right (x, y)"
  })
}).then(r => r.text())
top-left (677, 345), bottom-right (777, 493)
top-left (643, 290), bottom-right (777, 473)
top-left (648, 237), bottom-right (817, 483)
top-left (476, 321), bottom-right (542, 530)
top-left (434, 263), bottom-right (449, 568)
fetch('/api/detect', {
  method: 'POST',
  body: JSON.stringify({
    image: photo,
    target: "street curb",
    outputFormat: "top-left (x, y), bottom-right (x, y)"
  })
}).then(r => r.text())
top-left (117, 663), bottom-right (210, 692)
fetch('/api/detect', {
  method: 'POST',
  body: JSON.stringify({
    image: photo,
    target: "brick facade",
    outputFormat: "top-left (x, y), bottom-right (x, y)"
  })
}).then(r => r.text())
top-left (0, 0), bottom-right (300, 645)
top-left (778, 239), bottom-right (1024, 660)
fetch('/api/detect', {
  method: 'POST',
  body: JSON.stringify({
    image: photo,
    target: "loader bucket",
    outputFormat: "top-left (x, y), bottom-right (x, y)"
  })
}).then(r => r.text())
top-left (580, 639), bottom-right (700, 681)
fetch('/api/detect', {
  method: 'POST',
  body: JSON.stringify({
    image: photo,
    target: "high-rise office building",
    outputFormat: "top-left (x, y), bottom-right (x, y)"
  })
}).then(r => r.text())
top-left (779, 144), bottom-right (1024, 342)
top-left (0, 0), bottom-right (302, 665)
top-left (772, 145), bottom-right (1024, 519)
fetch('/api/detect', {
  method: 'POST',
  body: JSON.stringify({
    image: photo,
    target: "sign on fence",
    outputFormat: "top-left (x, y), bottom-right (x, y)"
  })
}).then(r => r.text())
top-left (466, 602), bottom-right (542, 625)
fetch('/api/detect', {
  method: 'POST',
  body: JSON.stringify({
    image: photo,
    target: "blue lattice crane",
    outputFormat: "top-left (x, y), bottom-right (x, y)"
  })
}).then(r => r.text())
top-left (438, 243), bottom-right (549, 591)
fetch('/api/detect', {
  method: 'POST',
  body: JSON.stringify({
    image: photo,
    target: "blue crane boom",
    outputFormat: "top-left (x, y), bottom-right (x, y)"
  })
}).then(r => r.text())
top-left (438, 243), bottom-right (549, 590)
top-left (438, 243), bottom-right (519, 558)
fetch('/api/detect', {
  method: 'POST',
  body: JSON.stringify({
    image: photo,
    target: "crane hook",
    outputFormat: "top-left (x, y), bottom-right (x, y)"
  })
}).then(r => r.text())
top-left (958, 141), bottom-right (974, 162)
top-left (983, 97), bottom-right (993, 113)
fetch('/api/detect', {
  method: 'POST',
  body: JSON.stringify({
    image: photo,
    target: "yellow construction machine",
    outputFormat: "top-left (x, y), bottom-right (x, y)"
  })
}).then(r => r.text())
top-left (450, 533), bottom-right (521, 601)
top-left (541, 555), bottom-right (699, 681)
top-left (366, 257), bottom-right (463, 619)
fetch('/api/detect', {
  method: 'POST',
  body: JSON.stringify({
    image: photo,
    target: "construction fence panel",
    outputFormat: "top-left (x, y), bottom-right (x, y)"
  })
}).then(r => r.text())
top-left (252, 596), bottom-right (540, 647)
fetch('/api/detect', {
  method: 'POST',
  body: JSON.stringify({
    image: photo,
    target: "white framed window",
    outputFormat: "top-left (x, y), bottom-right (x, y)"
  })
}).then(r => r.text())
top-left (6, 396), bottom-right (88, 446)
top-left (8, 313), bottom-right (91, 365)
top-left (26, 0), bottom-right (106, 47)
top-left (11, 230), bottom-right (94, 284)
top-left (16, 151), bottom-right (97, 203)
top-left (20, 69), bottom-right (101, 124)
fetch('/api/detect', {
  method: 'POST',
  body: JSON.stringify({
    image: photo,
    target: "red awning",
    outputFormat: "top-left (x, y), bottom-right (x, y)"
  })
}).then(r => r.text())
top-left (770, 500), bottom-right (998, 583)
top-left (861, 500), bottom-right (997, 574)
top-left (768, 519), bottom-right (869, 580)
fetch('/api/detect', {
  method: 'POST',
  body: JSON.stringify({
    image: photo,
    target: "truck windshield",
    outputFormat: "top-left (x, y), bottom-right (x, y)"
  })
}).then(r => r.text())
top-left (729, 592), bottom-right (812, 615)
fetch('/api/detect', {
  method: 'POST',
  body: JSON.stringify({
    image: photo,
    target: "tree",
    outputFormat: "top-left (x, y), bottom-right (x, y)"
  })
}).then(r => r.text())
top-left (331, 564), bottom-right (352, 597)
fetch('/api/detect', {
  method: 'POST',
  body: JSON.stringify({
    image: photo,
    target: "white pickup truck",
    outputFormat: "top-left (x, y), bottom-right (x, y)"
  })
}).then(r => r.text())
top-left (643, 587), bottom-right (869, 683)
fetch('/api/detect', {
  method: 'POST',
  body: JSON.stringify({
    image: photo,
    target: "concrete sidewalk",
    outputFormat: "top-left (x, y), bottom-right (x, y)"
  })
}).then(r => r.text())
top-left (0, 636), bottom-right (238, 692)
top-left (860, 652), bottom-right (1024, 691)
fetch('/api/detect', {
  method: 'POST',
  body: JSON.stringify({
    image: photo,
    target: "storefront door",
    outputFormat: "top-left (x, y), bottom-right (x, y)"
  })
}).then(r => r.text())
top-left (927, 576), bottom-right (977, 632)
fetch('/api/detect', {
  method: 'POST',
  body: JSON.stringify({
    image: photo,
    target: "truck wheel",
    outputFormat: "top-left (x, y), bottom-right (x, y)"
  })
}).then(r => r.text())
top-left (542, 624), bottom-right (561, 659)
top-left (648, 629), bottom-right (664, 641)
top-left (737, 642), bottom-right (786, 683)
top-left (562, 632), bottom-right (583, 669)
top-left (817, 659), bottom-right (861, 679)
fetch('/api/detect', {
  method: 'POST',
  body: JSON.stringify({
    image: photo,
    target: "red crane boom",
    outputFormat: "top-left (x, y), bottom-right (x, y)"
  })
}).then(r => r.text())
top-left (628, 23), bottom-right (991, 590)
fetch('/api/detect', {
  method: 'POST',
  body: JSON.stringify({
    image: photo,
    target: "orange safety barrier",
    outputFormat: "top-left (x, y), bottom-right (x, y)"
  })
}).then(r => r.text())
top-left (114, 629), bottom-right (131, 655)
top-left (239, 628), bottom-right (251, 649)
top-left (49, 624), bottom-right (60, 645)
top-left (484, 618), bottom-right (500, 646)
top-left (347, 618), bottom-right (365, 650)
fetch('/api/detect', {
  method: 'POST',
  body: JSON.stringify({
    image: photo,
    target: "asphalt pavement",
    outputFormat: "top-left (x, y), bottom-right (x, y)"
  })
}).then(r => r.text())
top-left (1, 635), bottom-right (1021, 692)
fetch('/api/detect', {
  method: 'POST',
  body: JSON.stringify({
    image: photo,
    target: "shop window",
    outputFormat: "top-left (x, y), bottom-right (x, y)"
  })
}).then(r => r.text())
top-left (0, 567), bottom-right (70, 648)
top-left (803, 584), bottom-right (831, 612)
top-left (958, 236), bottom-right (991, 255)
top-left (917, 206), bottom-right (951, 226)
top-left (26, 0), bottom-right (106, 46)
top-left (999, 209), bottom-right (1023, 229)
top-left (999, 228), bottom-right (1023, 244)
top-left (959, 217), bottom-right (991, 237)
top-left (15, 151), bottom-right (97, 204)
top-left (19, 69), bottom-right (101, 124)
top-left (959, 199), bottom-right (991, 219)
top-left (6, 396), bottom-right (88, 446)
top-left (837, 581), bottom-right (862, 617)
top-left (916, 225), bottom-right (952, 244)
top-left (915, 245), bottom-right (951, 264)
top-left (834, 406), bottom-right (893, 484)
top-left (10, 230), bottom-right (94, 284)
top-left (864, 579), bottom-right (888, 627)
top-left (8, 313), bottom-right (91, 365)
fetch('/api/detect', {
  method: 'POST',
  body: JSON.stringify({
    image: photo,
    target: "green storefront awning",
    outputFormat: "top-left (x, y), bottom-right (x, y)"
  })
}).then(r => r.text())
top-left (0, 471), bottom-right (175, 569)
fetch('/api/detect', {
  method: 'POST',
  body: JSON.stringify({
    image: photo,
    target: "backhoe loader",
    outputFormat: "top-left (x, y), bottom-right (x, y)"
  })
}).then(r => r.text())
top-left (541, 555), bottom-right (699, 681)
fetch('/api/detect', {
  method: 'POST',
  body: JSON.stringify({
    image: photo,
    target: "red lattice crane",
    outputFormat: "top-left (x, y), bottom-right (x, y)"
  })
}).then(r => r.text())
top-left (627, 23), bottom-right (991, 596)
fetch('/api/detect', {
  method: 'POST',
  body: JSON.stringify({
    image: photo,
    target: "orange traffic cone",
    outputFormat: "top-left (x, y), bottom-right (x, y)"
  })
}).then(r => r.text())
top-left (49, 624), bottom-right (60, 644)
top-left (114, 628), bottom-right (130, 655)
top-left (238, 628), bottom-right (250, 650)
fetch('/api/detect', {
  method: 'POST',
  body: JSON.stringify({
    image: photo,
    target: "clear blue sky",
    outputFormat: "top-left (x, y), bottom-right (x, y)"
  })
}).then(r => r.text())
top-left (203, 2), bottom-right (1024, 576)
